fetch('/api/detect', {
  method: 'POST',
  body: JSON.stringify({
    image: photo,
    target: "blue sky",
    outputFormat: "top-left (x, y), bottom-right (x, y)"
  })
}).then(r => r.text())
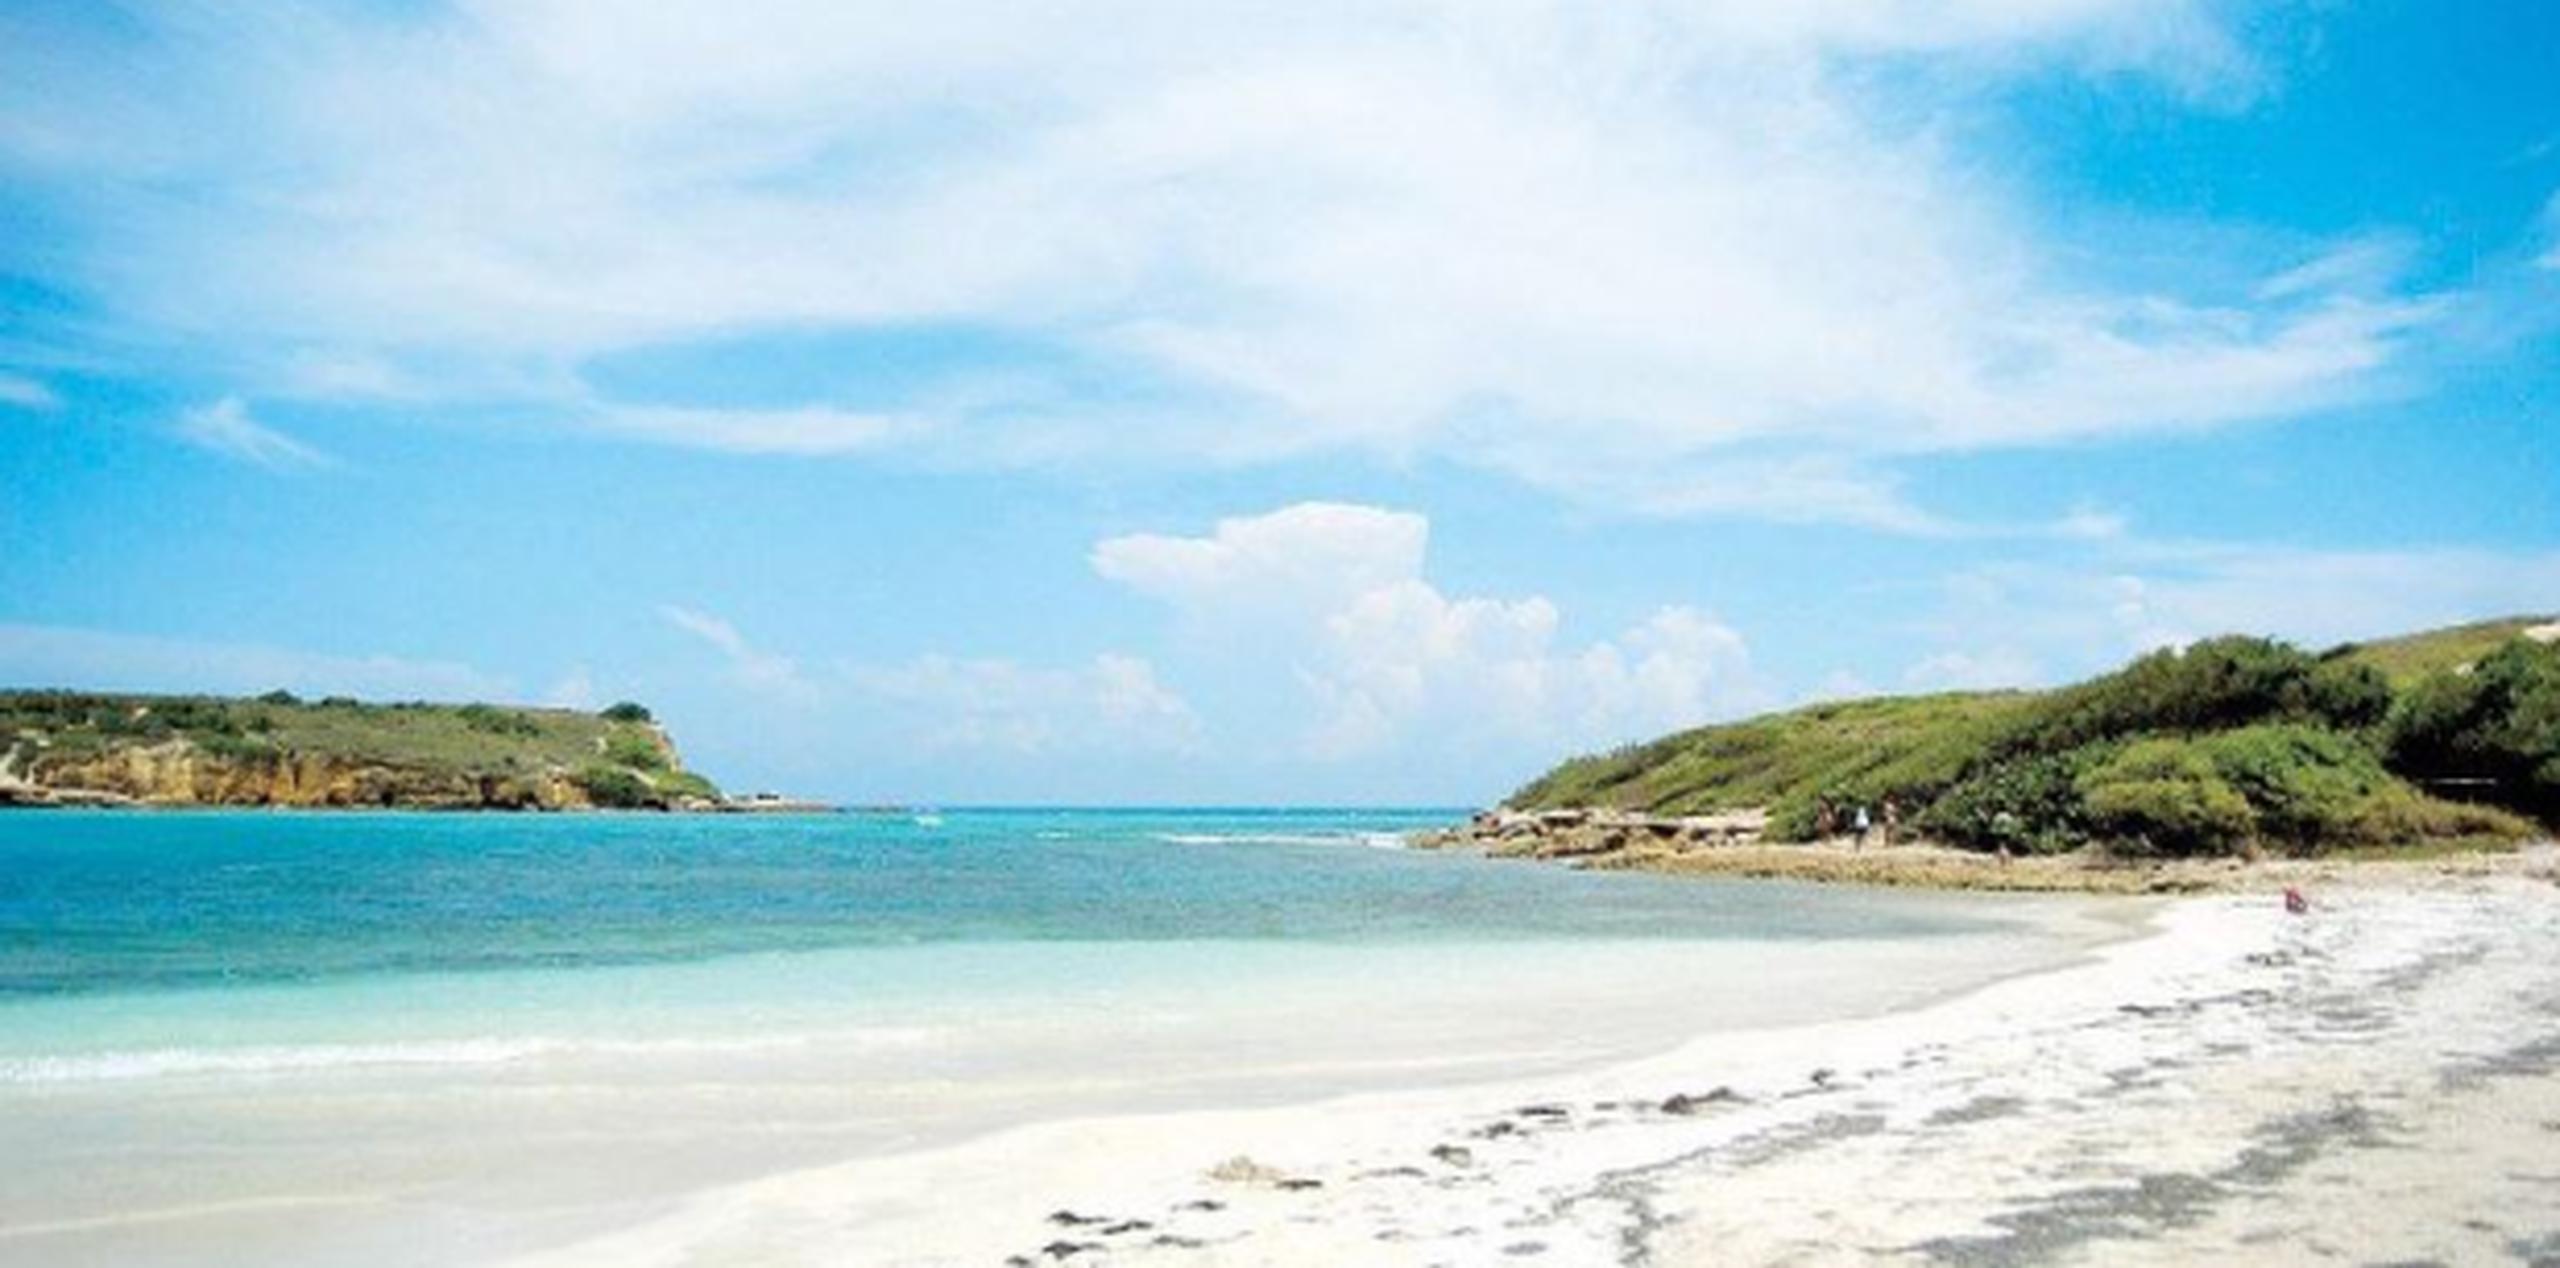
top-left (2, 0), bottom-right (2556, 804)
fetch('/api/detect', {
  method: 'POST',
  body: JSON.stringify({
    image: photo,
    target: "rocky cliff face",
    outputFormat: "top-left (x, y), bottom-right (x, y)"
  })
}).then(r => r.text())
top-left (2, 740), bottom-right (601, 809)
top-left (0, 692), bottom-right (727, 811)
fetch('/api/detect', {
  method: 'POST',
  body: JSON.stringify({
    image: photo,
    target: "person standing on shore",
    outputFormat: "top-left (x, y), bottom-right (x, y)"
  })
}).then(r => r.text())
top-left (1881, 795), bottom-right (1901, 847)
top-left (1853, 804), bottom-right (1871, 848)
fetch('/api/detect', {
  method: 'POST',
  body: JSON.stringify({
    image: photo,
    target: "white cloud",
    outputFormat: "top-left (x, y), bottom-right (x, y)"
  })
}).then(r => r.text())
top-left (1097, 502), bottom-right (1768, 758)
top-left (0, 372), bottom-right (60, 411)
top-left (659, 605), bottom-right (808, 694)
top-left (2539, 191), bottom-right (2560, 271)
top-left (654, 605), bottom-right (1198, 755)
top-left (1092, 502), bottom-right (1428, 623)
top-left (2052, 506), bottom-right (2130, 541)
top-left (0, 1), bottom-right (2433, 526)
top-left (0, 623), bottom-right (508, 701)
top-left (277, 348), bottom-right (421, 401)
top-left (843, 653), bottom-right (1199, 754)
top-left (173, 396), bottom-right (329, 469)
top-left (595, 404), bottom-right (920, 455)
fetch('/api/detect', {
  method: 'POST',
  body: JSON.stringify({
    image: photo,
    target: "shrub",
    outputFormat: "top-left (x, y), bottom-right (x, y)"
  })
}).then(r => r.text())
top-left (196, 732), bottom-right (282, 762)
top-left (574, 765), bottom-right (656, 809)
top-left (2385, 637), bottom-right (2560, 820)
top-left (1918, 744), bottom-right (2116, 854)
top-left (602, 730), bottom-right (668, 770)
top-left (2299, 659), bottom-right (2395, 732)
top-left (2346, 785), bottom-right (2536, 848)
top-left (651, 769), bottom-right (720, 802)
top-left (601, 701), bottom-right (654, 724)
top-left (2195, 725), bottom-right (2387, 852)
top-left (2077, 739), bottom-right (2255, 857)
top-left (2001, 636), bottom-right (2392, 760)
top-left (455, 703), bottom-right (540, 738)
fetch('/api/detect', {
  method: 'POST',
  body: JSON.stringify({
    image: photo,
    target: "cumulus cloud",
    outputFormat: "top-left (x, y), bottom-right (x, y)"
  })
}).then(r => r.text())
top-left (1092, 502), bottom-right (1429, 623)
top-left (0, 0), bottom-right (2440, 526)
top-left (1097, 502), bottom-right (1767, 758)
top-left (173, 397), bottom-right (329, 469)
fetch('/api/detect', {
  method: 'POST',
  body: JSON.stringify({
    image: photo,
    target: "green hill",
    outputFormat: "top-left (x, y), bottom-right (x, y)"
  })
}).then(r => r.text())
top-left (2328, 614), bottom-right (2557, 686)
top-left (1510, 616), bottom-right (2559, 859)
top-left (0, 692), bottom-right (721, 810)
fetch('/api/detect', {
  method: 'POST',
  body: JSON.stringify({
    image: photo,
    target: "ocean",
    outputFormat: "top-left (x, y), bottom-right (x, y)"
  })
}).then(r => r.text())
top-left (0, 809), bottom-right (2103, 1266)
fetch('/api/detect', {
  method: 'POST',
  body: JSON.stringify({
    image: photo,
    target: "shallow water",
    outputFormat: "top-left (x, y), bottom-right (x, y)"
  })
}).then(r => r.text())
top-left (0, 809), bottom-right (2114, 1267)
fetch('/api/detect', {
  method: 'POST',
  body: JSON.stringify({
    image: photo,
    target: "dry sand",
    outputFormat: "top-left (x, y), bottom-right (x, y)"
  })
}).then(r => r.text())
top-left (501, 848), bottom-right (2560, 1267)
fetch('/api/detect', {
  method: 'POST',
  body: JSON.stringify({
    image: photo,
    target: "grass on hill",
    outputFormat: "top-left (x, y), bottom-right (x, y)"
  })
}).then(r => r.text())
top-left (0, 691), bottom-right (719, 805)
top-left (2328, 614), bottom-right (2557, 687)
top-left (1512, 691), bottom-right (2033, 817)
top-left (1509, 617), bottom-right (2558, 861)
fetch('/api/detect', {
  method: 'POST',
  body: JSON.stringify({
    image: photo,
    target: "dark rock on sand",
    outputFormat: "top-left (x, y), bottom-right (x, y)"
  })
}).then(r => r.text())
top-left (1660, 1087), bottom-right (1745, 1115)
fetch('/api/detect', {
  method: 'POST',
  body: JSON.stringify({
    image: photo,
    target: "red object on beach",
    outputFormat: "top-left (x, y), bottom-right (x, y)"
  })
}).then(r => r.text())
top-left (2283, 887), bottom-right (2309, 916)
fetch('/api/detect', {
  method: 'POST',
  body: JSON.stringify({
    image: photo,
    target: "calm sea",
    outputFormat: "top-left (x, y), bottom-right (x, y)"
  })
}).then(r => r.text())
top-left (0, 808), bottom-right (2085, 1267)
top-left (0, 807), bottom-right (1977, 1001)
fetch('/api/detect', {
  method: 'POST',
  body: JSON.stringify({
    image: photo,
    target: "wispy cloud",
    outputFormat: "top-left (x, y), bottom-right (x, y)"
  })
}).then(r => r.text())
top-left (659, 605), bottom-right (808, 695)
top-left (1902, 542), bottom-right (2560, 687)
top-left (0, 623), bottom-right (508, 701)
top-left (2539, 190), bottom-right (2560, 270)
top-left (173, 397), bottom-right (329, 469)
top-left (596, 404), bottom-right (920, 455)
top-left (0, 372), bottom-right (60, 411)
top-left (842, 653), bottom-right (1200, 755)
top-left (0, 1), bottom-right (2445, 528)
top-left (652, 603), bottom-right (1198, 755)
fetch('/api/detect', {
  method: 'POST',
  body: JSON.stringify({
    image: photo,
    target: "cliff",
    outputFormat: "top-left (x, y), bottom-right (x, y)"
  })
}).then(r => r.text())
top-left (0, 692), bottom-right (722, 811)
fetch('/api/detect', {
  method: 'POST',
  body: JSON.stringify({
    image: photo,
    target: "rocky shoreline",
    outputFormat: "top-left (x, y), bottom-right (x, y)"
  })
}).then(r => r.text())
top-left (1413, 806), bottom-right (2551, 895)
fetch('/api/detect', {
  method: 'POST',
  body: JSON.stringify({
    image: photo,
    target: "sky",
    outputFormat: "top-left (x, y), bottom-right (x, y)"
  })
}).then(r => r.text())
top-left (1, 0), bottom-right (2556, 805)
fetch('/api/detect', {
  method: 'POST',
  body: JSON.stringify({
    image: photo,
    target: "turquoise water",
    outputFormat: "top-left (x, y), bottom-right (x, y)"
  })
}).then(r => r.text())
top-left (0, 809), bottom-right (2089, 1267)
top-left (0, 807), bottom-right (1971, 999)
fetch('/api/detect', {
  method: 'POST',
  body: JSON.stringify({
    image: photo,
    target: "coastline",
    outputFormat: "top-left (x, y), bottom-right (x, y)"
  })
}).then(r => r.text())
top-left (498, 859), bottom-right (2560, 1266)
top-left (1415, 807), bottom-right (2552, 895)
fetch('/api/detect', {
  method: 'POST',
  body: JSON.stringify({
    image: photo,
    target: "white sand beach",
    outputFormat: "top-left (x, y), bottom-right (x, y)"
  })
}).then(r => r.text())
top-left (503, 859), bottom-right (2560, 1268)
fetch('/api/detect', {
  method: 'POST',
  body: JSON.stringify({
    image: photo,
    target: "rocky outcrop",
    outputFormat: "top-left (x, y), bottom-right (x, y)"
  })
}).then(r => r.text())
top-left (4, 738), bottom-right (602, 810)
top-left (1411, 806), bottom-right (1769, 861)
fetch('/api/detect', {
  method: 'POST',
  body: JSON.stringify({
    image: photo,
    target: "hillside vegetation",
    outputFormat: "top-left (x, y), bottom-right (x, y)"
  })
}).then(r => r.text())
top-left (0, 692), bottom-right (720, 809)
top-left (1511, 616), bottom-right (2559, 859)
